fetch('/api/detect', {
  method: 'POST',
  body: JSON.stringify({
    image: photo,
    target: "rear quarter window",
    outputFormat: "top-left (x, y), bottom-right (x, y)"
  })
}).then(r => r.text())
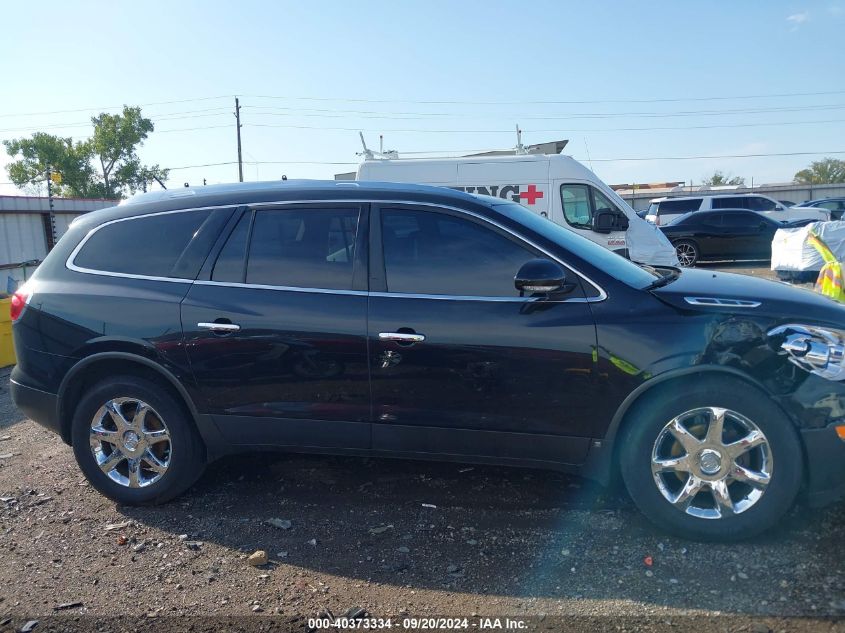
top-left (72, 209), bottom-right (229, 279)
top-left (711, 197), bottom-right (749, 210)
top-left (658, 198), bottom-right (702, 214)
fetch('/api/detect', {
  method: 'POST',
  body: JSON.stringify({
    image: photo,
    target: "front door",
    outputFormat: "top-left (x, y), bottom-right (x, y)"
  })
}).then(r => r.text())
top-left (556, 182), bottom-right (628, 255)
top-left (181, 204), bottom-right (371, 449)
top-left (719, 211), bottom-right (767, 258)
top-left (367, 204), bottom-right (599, 467)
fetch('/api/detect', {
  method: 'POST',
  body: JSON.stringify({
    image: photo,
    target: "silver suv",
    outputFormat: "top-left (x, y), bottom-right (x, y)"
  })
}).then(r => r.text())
top-left (646, 194), bottom-right (829, 225)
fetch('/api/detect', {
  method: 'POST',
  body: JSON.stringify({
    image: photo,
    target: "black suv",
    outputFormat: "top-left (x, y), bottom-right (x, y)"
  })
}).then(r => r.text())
top-left (10, 181), bottom-right (845, 541)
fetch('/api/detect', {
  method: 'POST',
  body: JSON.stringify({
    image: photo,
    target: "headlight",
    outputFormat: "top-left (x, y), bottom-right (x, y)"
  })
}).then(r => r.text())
top-left (768, 324), bottom-right (845, 381)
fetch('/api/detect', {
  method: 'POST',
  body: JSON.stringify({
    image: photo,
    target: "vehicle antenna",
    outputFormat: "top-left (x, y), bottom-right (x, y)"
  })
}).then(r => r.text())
top-left (515, 125), bottom-right (527, 155)
top-left (358, 132), bottom-right (374, 160)
top-left (583, 138), bottom-right (595, 171)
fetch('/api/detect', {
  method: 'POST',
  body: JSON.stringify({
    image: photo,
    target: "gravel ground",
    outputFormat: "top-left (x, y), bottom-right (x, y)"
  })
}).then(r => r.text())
top-left (0, 263), bottom-right (843, 632)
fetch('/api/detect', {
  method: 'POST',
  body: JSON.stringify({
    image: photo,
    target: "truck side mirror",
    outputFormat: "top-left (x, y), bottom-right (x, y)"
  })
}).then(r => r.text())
top-left (592, 208), bottom-right (629, 234)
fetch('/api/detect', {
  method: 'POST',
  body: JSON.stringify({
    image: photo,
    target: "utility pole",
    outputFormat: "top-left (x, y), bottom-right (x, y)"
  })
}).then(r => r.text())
top-left (45, 167), bottom-right (57, 251)
top-left (235, 97), bottom-right (244, 182)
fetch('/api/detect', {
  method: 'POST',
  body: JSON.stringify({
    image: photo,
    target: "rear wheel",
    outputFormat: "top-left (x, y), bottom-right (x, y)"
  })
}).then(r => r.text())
top-left (673, 240), bottom-right (699, 267)
top-left (619, 378), bottom-right (803, 541)
top-left (71, 376), bottom-right (205, 505)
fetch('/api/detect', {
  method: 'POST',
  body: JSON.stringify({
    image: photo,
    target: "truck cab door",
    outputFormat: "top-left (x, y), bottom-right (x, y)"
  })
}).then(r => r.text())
top-left (555, 181), bottom-right (630, 257)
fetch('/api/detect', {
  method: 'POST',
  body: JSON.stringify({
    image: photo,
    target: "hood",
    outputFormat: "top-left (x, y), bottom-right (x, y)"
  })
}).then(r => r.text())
top-left (627, 216), bottom-right (679, 267)
top-left (650, 268), bottom-right (845, 327)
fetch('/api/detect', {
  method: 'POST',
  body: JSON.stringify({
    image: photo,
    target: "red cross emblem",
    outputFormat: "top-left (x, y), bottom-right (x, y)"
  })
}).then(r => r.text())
top-left (519, 184), bottom-right (544, 205)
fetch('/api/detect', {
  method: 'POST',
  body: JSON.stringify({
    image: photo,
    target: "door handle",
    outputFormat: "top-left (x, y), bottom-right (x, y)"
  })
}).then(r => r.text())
top-left (379, 332), bottom-right (425, 343)
top-left (198, 322), bottom-right (241, 333)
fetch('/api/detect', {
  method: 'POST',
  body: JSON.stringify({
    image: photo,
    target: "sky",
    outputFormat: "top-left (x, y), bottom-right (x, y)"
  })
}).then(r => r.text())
top-left (1, 0), bottom-right (844, 196)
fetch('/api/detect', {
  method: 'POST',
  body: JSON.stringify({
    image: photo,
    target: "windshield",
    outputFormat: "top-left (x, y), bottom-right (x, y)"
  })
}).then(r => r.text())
top-left (492, 201), bottom-right (662, 289)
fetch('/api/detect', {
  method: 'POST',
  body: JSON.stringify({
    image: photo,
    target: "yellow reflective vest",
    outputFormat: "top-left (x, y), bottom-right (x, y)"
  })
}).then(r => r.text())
top-left (808, 230), bottom-right (845, 303)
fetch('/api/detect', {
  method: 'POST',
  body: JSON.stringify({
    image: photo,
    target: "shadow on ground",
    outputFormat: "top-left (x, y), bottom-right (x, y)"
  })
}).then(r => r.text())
top-left (0, 367), bottom-right (26, 430)
top-left (121, 451), bottom-right (845, 615)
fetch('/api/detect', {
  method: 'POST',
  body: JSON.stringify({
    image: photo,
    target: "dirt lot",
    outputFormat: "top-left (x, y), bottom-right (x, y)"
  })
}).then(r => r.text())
top-left (0, 263), bottom-right (843, 632)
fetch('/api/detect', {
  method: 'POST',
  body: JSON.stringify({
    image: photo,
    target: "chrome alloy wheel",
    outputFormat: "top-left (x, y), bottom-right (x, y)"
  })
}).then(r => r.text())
top-left (651, 407), bottom-right (772, 519)
top-left (89, 398), bottom-right (172, 488)
top-left (675, 243), bottom-right (696, 267)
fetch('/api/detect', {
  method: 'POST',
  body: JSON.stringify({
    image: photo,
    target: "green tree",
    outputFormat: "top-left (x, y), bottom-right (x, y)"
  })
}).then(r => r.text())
top-left (702, 170), bottom-right (746, 186)
top-left (3, 133), bottom-right (96, 197)
top-left (3, 106), bottom-right (168, 199)
top-left (794, 158), bottom-right (845, 185)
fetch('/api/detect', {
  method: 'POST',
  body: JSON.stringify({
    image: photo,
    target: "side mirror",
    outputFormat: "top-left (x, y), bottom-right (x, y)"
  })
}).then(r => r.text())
top-left (514, 259), bottom-right (569, 295)
top-left (593, 208), bottom-right (630, 234)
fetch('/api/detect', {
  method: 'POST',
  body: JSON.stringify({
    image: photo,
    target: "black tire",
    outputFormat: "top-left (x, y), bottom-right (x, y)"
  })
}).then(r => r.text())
top-left (619, 377), bottom-right (803, 541)
top-left (673, 240), bottom-right (699, 267)
top-left (71, 375), bottom-right (206, 505)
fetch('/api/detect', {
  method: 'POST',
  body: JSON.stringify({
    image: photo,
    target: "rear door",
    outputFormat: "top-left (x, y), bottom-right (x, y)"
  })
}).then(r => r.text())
top-left (367, 203), bottom-right (599, 467)
top-left (181, 203), bottom-right (371, 450)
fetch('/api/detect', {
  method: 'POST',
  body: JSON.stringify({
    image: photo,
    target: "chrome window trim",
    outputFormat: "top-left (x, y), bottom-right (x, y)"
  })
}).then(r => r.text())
top-left (65, 198), bottom-right (607, 303)
top-left (192, 279), bottom-right (577, 303)
top-left (194, 279), bottom-right (368, 296)
top-left (66, 206), bottom-right (223, 283)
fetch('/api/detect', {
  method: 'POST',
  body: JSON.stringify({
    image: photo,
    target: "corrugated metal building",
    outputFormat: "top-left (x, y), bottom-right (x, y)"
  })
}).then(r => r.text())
top-left (0, 196), bottom-right (115, 290)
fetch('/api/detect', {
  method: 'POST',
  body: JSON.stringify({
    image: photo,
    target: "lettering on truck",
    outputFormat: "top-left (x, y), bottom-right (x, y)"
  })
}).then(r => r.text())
top-left (451, 184), bottom-right (546, 206)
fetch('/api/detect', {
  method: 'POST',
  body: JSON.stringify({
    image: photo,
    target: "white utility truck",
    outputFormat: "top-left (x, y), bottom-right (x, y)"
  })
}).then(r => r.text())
top-left (355, 138), bottom-right (678, 267)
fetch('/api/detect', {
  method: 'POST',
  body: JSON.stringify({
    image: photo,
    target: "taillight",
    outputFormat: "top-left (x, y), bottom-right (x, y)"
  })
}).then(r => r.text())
top-left (10, 288), bottom-right (31, 321)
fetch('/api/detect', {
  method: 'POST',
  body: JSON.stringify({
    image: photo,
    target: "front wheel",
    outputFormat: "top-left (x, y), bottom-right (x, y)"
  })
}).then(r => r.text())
top-left (619, 378), bottom-right (803, 541)
top-left (673, 240), bottom-right (699, 267)
top-left (71, 376), bottom-right (206, 505)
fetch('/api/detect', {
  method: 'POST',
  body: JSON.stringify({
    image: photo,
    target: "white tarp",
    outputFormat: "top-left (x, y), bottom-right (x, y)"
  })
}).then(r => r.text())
top-left (771, 221), bottom-right (845, 272)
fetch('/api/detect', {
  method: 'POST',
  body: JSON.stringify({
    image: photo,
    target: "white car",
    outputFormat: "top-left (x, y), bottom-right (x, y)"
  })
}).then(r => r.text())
top-left (646, 194), bottom-right (830, 226)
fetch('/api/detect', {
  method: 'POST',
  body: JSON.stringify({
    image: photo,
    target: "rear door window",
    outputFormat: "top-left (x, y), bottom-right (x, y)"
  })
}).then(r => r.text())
top-left (712, 197), bottom-right (749, 210)
top-left (747, 197), bottom-right (776, 212)
top-left (73, 209), bottom-right (230, 279)
top-left (211, 212), bottom-right (251, 283)
top-left (721, 212), bottom-right (758, 227)
top-left (700, 213), bottom-right (724, 227)
top-left (245, 207), bottom-right (360, 290)
top-left (657, 198), bottom-right (702, 215)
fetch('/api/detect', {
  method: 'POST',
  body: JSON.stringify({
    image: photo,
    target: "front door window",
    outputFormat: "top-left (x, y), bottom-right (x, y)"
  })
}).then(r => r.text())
top-left (381, 209), bottom-right (540, 297)
top-left (560, 184), bottom-right (622, 230)
top-left (560, 184), bottom-right (592, 229)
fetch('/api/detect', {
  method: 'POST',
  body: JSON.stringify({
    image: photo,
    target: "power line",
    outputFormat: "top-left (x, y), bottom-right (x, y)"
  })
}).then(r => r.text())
top-left (0, 108), bottom-right (233, 134)
top-left (244, 118), bottom-right (845, 134)
top-left (1, 116), bottom-right (843, 140)
top-left (0, 96), bottom-right (234, 119)
top-left (585, 150), bottom-right (845, 162)
top-left (2, 87), bottom-right (845, 121)
top-left (242, 89), bottom-right (845, 106)
top-left (163, 150), bottom-right (845, 170)
top-left (157, 125), bottom-right (232, 134)
top-left (166, 161), bottom-right (238, 170)
top-left (241, 102), bottom-right (845, 120)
